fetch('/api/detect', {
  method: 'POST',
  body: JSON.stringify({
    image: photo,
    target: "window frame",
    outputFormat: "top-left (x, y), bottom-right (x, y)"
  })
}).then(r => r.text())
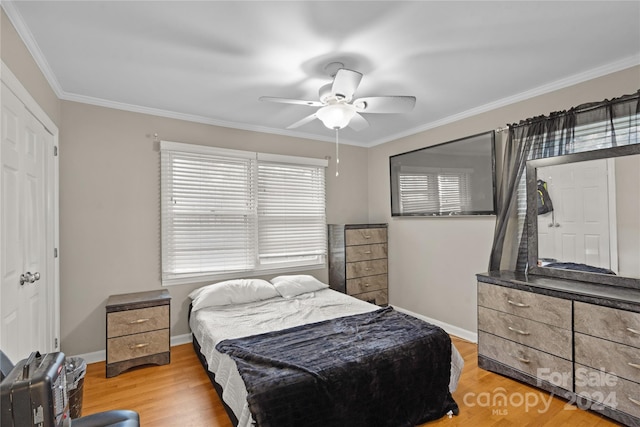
top-left (160, 141), bottom-right (328, 286)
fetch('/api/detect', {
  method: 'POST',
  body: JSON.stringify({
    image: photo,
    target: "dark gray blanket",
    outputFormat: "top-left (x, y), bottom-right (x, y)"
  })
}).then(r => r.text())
top-left (216, 307), bottom-right (458, 427)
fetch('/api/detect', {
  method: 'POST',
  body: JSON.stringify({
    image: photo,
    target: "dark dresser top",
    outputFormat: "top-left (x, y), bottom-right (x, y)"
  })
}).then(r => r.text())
top-left (477, 270), bottom-right (640, 313)
top-left (106, 289), bottom-right (171, 313)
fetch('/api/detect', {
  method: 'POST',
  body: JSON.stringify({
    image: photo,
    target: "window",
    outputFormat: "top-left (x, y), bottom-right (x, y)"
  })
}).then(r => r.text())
top-left (160, 141), bottom-right (327, 285)
top-left (398, 167), bottom-right (471, 214)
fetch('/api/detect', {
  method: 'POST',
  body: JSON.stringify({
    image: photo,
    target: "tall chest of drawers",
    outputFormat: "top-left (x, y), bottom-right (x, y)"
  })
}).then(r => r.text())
top-left (106, 289), bottom-right (171, 377)
top-left (328, 224), bottom-right (388, 306)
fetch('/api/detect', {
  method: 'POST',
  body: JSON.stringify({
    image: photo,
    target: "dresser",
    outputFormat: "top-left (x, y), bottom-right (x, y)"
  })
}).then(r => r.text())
top-left (328, 224), bottom-right (388, 306)
top-left (477, 271), bottom-right (640, 426)
top-left (106, 289), bottom-right (171, 377)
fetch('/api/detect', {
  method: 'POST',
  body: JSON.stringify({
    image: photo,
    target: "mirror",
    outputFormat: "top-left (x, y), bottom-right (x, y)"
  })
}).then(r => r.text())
top-left (526, 144), bottom-right (640, 289)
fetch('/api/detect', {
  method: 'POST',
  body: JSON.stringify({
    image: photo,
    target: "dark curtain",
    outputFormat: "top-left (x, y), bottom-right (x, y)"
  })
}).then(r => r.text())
top-left (489, 90), bottom-right (640, 272)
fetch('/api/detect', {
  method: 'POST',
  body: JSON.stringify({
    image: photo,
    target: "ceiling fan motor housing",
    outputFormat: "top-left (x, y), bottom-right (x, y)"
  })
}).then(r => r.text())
top-left (319, 83), bottom-right (347, 103)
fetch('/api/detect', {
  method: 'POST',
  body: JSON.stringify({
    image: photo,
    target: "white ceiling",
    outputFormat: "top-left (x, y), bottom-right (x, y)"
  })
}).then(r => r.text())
top-left (4, 1), bottom-right (640, 147)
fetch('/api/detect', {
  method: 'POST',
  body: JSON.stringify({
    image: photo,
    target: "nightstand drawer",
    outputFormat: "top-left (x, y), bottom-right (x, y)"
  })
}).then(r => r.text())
top-left (478, 306), bottom-right (571, 359)
top-left (575, 302), bottom-right (640, 348)
top-left (347, 274), bottom-right (387, 295)
top-left (478, 282), bottom-right (571, 329)
top-left (107, 329), bottom-right (169, 364)
top-left (346, 259), bottom-right (387, 279)
top-left (346, 243), bottom-right (387, 262)
top-left (107, 305), bottom-right (169, 338)
top-left (345, 228), bottom-right (387, 246)
top-left (479, 332), bottom-right (572, 391)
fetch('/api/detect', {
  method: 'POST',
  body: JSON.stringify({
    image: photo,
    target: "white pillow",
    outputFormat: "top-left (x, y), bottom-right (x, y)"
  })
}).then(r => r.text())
top-left (270, 275), bottom-right (329, 298)
top-left (189, 279), bottom-right (279, 311)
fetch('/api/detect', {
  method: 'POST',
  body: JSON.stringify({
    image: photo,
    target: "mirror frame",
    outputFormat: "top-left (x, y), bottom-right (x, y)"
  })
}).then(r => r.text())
top-left (526, 144), bottom-right (640, 290)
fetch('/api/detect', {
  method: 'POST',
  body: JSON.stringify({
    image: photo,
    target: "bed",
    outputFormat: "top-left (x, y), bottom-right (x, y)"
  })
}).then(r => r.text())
top-left (189, 275), bottom-right (463, 427)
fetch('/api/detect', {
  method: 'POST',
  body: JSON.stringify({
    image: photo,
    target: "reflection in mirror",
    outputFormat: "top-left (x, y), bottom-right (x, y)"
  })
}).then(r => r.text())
top-left (527, 145), bottom-right (640, 289)
top-left (536, 155), bottom-right (640, 279)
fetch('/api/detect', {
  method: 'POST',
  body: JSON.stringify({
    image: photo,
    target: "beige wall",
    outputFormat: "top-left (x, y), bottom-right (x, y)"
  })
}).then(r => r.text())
top-left (59, 101), bottom-right (369, 355)
top-left (1, 9), bottom-right (61, 126)
top-left (367, 66), bottom-right (640, 336)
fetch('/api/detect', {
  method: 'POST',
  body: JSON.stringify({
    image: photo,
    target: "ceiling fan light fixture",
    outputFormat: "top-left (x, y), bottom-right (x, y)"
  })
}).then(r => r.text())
top-left (316, 103), bottom-right (356, 129)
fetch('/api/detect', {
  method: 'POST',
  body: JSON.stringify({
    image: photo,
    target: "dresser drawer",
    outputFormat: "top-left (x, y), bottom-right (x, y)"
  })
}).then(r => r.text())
top-left (107, 329), bottom-right (169, 364)
top-left (575, 332), bottom-right (640, 384)
top-left (575, 302), bottom-right (640, 348)
top-left (107, 305), bottom-right (169, 338)
top-left (478, 306), bottom-right (571, 359)
top-left (346, 243), bottom-right (387, 262)
top-left (478, 282), bottom-right (571, 329)
top-left (575, 363), bottom-right (640, 419)
top-left (347, 274), bottom-right (387, 295)
top-left (346, 259), bottom-right (387, 279)
top-left (479, 332), bottom-right (572, 390)
top-left (345, 228), bottom-right (387, 246)
top-left (351, 289), bottom-right (388, 306)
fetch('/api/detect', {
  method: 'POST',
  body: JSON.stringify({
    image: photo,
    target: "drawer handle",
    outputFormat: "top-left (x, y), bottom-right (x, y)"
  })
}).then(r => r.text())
top-left (628, 396), bottom-right (640, 407)
top-left (628, 362), bottom-right (640, 370)
top-left (364, 283), bottom-right (370, 287)
top-left (129, 318), bottom-right (150, 324)
top-left (364, 268), bottom-right (372, 271)
top-left (508, 326), bottom-right (530, 336)
top-left (627, 327), bottom-right (640, 335)
top-left (130, 343), bottom-right (150, 350)
top-left (364, 251), bottom-right (372, 254)
top-left (364, 235), bottom-right (371, 239)
top-left (507, 300), bottom-right (529, 308)
top-left (508, 353), bottom-right (530, 364)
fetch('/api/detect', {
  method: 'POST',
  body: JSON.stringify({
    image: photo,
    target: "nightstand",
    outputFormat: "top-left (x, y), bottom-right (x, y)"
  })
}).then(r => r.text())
top-left (105, 289), bottom-right (171, 377)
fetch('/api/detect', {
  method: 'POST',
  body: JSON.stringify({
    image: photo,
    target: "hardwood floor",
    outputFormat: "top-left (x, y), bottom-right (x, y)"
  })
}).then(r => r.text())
top-left (82, 336), bottom-right (621, 426)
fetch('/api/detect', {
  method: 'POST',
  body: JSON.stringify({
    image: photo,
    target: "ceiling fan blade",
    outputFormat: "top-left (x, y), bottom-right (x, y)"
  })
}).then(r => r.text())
top-left (331, 69), bottom-right (363, 101)
top-left (348, 113), bottom-right (369, 131)
top-left (259, 96), bottom-right (323, 107)
top-left (286, 113), bottom-right (318, 129)
top-left (353, 96), bottom-right (416, 114)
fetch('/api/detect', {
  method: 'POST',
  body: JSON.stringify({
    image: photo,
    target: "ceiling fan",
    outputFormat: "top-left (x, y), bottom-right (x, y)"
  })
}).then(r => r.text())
top-left (259, 64), bottom-right (417, 131)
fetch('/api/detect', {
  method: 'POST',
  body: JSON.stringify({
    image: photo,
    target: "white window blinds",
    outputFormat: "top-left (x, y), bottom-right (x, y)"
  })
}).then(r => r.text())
top-left (398, 167), bottom-right (471, 214)
top-left (160, 142), bottom-right (327, 285)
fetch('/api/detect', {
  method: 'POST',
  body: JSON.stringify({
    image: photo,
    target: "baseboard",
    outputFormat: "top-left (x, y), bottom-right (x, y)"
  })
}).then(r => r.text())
top-left (70, 333), bottom-right (193, 364)
top-left (392, 305), bottom-right (477, 343)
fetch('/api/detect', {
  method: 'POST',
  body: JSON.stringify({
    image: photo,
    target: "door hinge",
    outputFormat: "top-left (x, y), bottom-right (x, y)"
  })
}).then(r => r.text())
top-left (53, 146), bottom-right (58, 156)
top-left (54, 248), bottom-right (58, 258)
top-left (54, 338), bottom-right (59, 349)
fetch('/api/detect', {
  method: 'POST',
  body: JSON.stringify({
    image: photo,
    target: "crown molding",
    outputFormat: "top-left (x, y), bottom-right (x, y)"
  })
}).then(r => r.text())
top-left (2, 2), bottom-right (65, 98)
top-left (5, 1), bottom-right (638, 149)
top-left (60, 91), bottom-right (371, 147)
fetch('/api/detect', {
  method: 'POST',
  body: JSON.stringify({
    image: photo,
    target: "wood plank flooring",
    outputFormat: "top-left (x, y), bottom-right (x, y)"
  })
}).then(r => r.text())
top-left (82, 336), bottom-right (621, 426)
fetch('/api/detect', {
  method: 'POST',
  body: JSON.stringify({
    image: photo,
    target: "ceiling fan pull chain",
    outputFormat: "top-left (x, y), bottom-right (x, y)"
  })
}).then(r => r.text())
top-left (335, 129), bottom-right (340, 177)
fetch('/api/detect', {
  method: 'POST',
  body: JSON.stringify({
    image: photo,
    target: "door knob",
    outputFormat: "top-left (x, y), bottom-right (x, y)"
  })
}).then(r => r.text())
top-left (19, 272), bottom-right (41, 286)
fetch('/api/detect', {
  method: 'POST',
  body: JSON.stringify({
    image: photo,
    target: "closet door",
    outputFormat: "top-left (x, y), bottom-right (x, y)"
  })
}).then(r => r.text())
top-left (1, 82), bottom-right (54, 362)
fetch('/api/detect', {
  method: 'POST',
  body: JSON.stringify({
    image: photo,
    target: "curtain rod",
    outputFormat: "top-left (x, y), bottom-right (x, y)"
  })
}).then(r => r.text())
top-left (493, 90), bottom-right (639, 134)
top-left (495, 90), bottom-right (640, 133)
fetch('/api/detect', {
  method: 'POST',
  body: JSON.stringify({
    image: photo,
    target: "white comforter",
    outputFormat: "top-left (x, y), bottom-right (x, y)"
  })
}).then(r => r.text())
top-left (190, 289), bottom-right (463, 427)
